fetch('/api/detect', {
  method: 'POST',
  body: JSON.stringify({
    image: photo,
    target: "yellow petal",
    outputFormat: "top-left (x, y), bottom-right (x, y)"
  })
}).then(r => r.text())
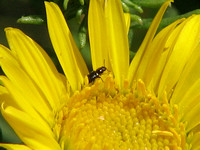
top-left (170, 43), bottom-right (200, 131)
top-left (0, 81), bottom-right (10, 104)
top-left (88, 0), bottom-right (109, 70)
top-left (0, 144), bottom-right (32, 150)
top-left (106, 0), bottom-right (129, 87)
top-left (157, 15), bottom-right (200, 97)
top-left (141, 18), bottom-right (185, 88)
top-left (181, 98), bottom-right (200, 132)
top-left (124, 13), bottom-right (131, 34)
top-left (5, 28), bottom-right (67, 111)
top-left (0, 56), bottom-right (55, 124)
top-left (45, 2), bottom-right (88, 91)
top-left (128, 0), bottom-right (173, 86)
top-left (1, 106), bottom-right (60, 150)
top-left (171, 43), bottom-right (200, 105)
top-left (0, 76), bottom-right (53, 128)
top-left (151, 18), bottom-right (187, 93)
top-left (190, 132), bottom-right (200, 149)
top-left (88, 0), bottom-right (130, 74)
top-left (0, 45), bottom-right (18, 64)
top-left (0, 85), bottom-right (15, 108)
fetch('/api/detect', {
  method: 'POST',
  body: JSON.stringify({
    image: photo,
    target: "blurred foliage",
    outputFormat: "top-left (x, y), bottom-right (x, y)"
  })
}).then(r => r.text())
top-left (0, 0), bottom-right (200, 144)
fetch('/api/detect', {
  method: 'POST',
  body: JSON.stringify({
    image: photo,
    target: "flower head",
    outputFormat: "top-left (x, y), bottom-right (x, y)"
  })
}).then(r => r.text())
top-left (1, 0), bottom-right (200, 149)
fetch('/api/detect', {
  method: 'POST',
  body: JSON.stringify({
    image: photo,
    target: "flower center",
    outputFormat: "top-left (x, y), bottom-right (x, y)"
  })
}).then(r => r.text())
top-left (55, 74), bottom-right (186, 149)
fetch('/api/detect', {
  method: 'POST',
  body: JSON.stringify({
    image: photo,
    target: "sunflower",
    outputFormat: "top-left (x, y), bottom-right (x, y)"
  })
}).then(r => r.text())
top-left (0, 0), bottom-right (200, 149)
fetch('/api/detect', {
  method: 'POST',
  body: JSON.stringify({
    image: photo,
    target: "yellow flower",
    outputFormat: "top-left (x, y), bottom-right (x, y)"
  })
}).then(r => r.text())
top-left (0, 0), bottom-right (200, 149)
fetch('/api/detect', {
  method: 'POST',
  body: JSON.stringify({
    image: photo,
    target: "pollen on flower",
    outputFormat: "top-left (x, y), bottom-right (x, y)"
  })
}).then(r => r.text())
top-left (54, 74), bottom-right (186, 149)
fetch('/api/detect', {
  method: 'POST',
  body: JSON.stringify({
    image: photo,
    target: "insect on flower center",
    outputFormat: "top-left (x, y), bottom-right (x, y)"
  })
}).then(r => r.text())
top-left (56, 74), bottom-right (186, 149)
top-left (87, 66), bottom-right (107, 83)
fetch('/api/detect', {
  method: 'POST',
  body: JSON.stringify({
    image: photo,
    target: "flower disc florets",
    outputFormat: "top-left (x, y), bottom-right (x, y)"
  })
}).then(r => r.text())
top-left (54, 74), bottom-right (186, 149)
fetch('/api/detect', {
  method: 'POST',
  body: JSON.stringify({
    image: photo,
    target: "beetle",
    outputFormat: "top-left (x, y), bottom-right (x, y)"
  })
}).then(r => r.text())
top-left (87, 66), bottom-right (107, 83)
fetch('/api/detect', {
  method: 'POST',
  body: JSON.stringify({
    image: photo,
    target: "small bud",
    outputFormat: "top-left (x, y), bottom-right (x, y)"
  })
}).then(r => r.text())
top-left (131, 15), bottom-right (143, 25)
top-left (122, 2), bottom-right (130, 13)
top-left (17, 16), bottom-right (44, 25)
top-left (76, 8), bottom-right (84, 24)
top-left (79, 0), bottom-right (84, 6)
top-left (63, 0), bottom-right (69, 10)
top-left (78, 20), bottom-right (87, 48)
top-left (122, 0), bottom-right (143, 13)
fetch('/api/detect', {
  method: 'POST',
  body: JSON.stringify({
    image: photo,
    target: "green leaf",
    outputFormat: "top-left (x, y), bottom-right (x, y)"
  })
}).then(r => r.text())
top-left (131, 0), bottom-right (166, 8)
top-left (130, 51), bottom-right (136, 61)
top-left (17, 15), bottom-right (44, 25)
